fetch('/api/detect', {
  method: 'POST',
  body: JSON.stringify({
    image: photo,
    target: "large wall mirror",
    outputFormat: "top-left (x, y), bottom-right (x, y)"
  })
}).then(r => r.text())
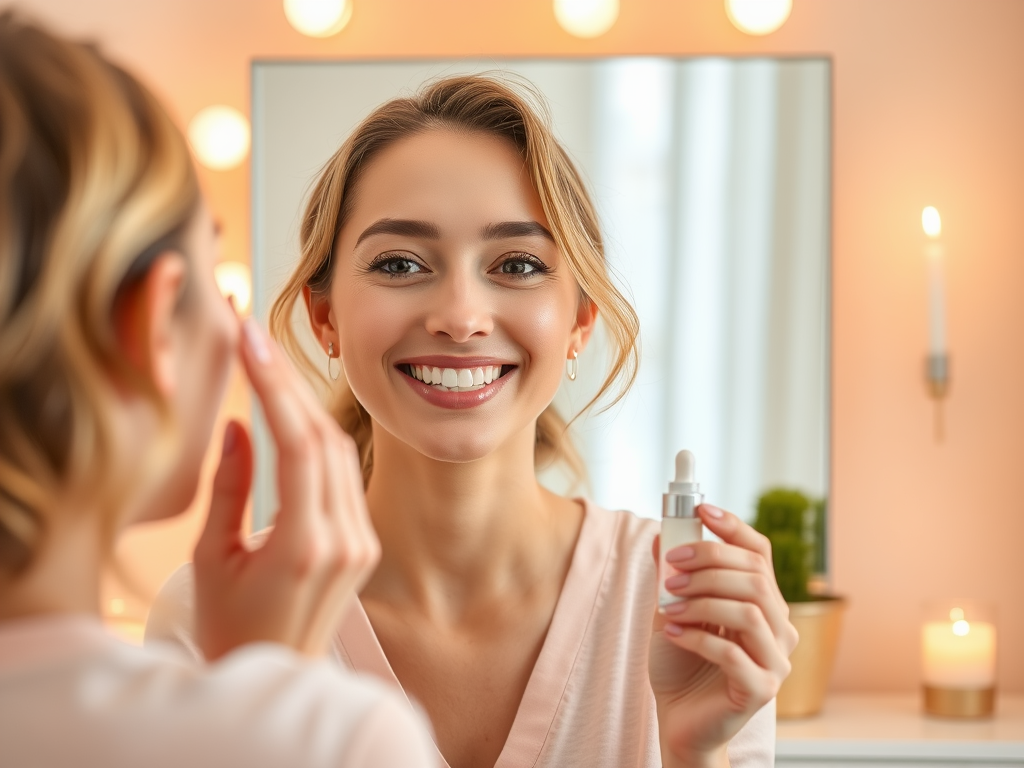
top-left (251, 58), bottom-right (831, 537)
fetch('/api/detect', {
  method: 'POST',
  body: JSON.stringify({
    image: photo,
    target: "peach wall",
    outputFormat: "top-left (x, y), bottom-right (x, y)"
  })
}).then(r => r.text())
top-left (20, 0), bottom-right (1023, 690)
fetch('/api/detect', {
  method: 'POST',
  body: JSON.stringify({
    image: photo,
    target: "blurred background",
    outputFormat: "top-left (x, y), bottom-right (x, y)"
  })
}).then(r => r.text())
top-left (14, 0), bottom-right (1023, 699)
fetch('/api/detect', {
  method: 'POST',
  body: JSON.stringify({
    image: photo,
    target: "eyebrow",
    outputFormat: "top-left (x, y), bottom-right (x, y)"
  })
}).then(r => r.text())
top-left (482, 221), bottom-right (555, 242)
top-left (355, 218), bottom-right (556, 246)
top-left (356, 218), bottom-right (441, 245)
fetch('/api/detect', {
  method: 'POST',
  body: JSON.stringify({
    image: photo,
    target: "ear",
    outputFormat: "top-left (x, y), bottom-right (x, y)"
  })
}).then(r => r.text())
top-left (112, 252), bottom-right (187, 398)
top-left (569, 296), bottom-right (600, 357)
top-left (304, 284), bottom-right (339, 355)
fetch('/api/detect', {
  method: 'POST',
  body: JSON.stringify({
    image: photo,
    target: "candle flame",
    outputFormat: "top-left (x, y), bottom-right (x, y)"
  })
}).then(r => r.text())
top-left (952, 619), bottom-right (970, 636)
top-left (922, 206), bottom-right (942, 238)
top-left (949, 607), bottom-right (965, 621)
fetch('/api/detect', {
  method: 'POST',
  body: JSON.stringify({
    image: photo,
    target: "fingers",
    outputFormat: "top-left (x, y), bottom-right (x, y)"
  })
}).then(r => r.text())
top-left (663, 567), bottom-right (793, 649)
top-left (663, 625), bottom-right (785, 709)
top-left (663, 597), bottom-right (791, 675)
top-left (240, 320), bottom-right (323, 557)
top-left (697, 504), bottom-right (774, 566)
top-left (196, 420), bottom-right (253, 564)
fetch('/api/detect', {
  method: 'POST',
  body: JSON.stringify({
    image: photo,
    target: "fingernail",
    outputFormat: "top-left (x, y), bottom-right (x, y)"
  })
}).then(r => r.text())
top-left (663, 599), bottom-right (688, 616)
top-left (664, 572), bottom-right (691, 590)
top-left (666, 546), bottom-right (695, 563)
top-left (242, 319), bottom-right (271, 364)
top-left (703, 504), bottom-right (725, 519)
top-left (222, 422), bottom-right (238, 456)
top-left (664, 623), bottom-right (684, 637)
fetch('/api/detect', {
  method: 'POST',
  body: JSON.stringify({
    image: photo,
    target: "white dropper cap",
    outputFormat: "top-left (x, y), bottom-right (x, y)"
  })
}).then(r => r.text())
top-left (668, 449), bottom-right (700, 494)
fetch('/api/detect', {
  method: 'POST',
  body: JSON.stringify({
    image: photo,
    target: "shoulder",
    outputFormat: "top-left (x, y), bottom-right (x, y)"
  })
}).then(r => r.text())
top-left (0, 634), bottom-right (433, 767)
top-left (579, 499), bottom-right (659, 575)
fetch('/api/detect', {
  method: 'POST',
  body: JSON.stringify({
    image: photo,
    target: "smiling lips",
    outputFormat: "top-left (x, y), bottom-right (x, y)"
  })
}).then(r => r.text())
top-left (396, 361), bottom-right (516, 409)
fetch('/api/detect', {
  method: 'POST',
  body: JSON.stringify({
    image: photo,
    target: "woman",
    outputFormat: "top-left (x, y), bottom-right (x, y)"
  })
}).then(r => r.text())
top-left (0, 13), bottom-right (433, 767)
top-left (150, 76), bottom-right (798, 768)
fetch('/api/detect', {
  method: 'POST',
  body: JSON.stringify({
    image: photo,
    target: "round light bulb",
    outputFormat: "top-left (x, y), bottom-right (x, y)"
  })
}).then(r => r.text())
top-left (214, 261), bottom-right (253, 315)
top-left (187, 106), bottom-right (250, 171)
top-left (725, 0), bottom-right (792, 36)
top-left (952, 619), bottom-right (971, 637)
top-left (922, 206), bottom-right (942, 238)
top-left (283, 0), bottom-right (352, 38)
top-left (554, 0), bottom-right (619, 38)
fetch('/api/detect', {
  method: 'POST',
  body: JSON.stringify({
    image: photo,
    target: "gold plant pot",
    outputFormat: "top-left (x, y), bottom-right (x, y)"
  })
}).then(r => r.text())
top-left (776, 596), bottom-right (846, 718)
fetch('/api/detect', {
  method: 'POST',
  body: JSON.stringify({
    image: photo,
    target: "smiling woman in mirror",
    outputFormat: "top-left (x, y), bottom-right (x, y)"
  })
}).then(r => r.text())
top-left (150, 76), bottom-right (798, 768)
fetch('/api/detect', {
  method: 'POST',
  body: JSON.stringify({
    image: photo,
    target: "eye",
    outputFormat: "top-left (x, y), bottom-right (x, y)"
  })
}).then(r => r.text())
top-left (369, 254), bottom-right (424, 277)
top-left (496, 253), bottom-right (549, 278)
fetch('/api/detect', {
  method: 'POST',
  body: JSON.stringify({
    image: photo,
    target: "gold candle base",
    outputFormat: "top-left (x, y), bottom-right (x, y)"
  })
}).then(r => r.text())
top-left (923, 685), bottom-right (996, 718)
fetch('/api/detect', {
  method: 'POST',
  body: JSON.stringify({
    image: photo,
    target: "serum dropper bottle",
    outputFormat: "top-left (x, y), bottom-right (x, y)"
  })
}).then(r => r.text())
top-left (659, 449), bottom-right (704, 613)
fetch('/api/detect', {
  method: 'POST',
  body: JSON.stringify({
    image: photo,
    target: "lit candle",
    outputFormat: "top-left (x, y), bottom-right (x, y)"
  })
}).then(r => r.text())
top-left (922, 206), bottom-right (946, 356)
top-left (922, 608), bottom-right (997, 689)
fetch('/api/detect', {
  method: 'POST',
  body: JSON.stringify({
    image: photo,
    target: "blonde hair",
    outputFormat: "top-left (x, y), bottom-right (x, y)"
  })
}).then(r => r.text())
top-left (271, 75), bottom-right (640, 484)
top-left (0, 12), bottom-right (199, 575)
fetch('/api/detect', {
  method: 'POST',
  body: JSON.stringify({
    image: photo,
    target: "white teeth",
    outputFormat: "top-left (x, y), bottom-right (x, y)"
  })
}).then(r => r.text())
top-left (407, 364), bottom-right (508, 392)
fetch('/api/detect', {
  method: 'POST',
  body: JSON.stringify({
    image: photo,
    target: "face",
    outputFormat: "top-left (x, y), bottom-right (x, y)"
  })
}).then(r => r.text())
top-left (315, 129), bottom-right (595, 464)
top-left (136, 202), bottom-right (239, 522)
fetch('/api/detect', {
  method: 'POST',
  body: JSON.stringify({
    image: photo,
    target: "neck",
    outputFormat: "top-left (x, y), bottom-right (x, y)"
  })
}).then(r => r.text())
top-left (0, 506), bottom-right (104, 623)
top-left (362, 421), bottom-right (582, 621)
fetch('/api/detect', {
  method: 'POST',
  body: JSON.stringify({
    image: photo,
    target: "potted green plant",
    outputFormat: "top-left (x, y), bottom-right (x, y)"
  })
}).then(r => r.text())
top-left (754, 488), bottom-right (845, 718)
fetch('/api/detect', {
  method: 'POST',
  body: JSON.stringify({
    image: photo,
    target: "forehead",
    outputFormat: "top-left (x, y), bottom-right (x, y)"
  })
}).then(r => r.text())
top-left (344, 129), bottom-right (548, 233)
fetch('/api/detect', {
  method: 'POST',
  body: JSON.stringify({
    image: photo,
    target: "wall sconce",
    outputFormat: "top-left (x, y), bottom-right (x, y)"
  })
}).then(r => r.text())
top-left (922, 205), bottom-right (949, 440)
top-left (283, 0), bottom-right (352, 38)
top-left (214, 261), bottom-right (252, 315)
top-left (187, 106), bottom-right (250, 171)
top-left (554, 0), bottom-right (619, 39)
top-left (725, 0), bottom-right (792, 35)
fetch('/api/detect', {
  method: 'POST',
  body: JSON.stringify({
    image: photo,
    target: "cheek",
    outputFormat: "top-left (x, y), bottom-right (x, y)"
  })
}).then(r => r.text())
top-left (335, 286), bottom-right (409, 387)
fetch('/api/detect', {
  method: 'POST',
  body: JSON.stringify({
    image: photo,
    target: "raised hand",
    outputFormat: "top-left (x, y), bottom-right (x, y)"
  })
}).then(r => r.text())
top-left (649, 504), bottom-right (798, 768)
top-left (193, 318), bottom-right (380, 661)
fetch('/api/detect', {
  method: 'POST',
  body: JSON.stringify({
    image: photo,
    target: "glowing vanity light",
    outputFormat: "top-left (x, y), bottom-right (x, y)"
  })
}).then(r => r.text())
top-left (922, 603), bottom-right (997, 718)
top-left (214, 261), bottom-right (252, 315)
top-left (554, 0), bottom-right (619, 38)
top-left (922, 205), bottom-right (949, 439)
top-left (187, 106), bottom-right (251, 171)
top-left (725, 0), bottom-right (792, 36)
top-left (283, 0), bottom-right (352, 38)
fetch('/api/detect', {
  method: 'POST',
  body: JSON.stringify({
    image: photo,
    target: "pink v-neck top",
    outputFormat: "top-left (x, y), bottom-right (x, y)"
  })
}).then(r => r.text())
top-left (148, 500), bottom-right (775, 767)
top-left (0, 613), bottom-right (434, 767)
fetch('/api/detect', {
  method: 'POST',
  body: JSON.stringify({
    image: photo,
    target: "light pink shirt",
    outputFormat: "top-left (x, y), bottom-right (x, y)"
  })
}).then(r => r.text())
top-left (0, 613), bottom-right (434, 768)
top-left (148, 501), bottom-right (775, 767)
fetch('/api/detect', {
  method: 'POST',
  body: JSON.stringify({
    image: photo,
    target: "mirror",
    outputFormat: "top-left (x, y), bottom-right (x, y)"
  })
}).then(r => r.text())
top-left (251, 57), bottom-right (830, 536)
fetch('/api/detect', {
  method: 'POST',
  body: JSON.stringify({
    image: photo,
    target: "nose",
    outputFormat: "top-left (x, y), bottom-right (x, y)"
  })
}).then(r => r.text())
top-left (423, 269), bottom-right (494, 343)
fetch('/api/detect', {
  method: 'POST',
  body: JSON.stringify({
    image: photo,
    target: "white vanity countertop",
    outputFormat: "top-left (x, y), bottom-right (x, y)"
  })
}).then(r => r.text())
top-left (776, 694), bottom-right (1024, 762)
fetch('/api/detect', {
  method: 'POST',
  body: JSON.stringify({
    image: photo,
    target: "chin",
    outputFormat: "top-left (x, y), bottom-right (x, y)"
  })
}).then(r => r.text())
top-left (132, 461), bottom-right (202, 526)
top-left (403, 425), bottom-right (504, 465)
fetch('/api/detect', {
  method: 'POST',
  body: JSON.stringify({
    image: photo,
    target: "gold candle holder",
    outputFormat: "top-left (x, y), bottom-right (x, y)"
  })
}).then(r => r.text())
top-left (921, 601), bottom-right (996, 718)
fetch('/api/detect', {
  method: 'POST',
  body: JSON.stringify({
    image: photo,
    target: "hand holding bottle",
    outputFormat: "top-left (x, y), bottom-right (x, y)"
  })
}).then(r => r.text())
top-left (193, 319), bottom-right (380, 661)
top-left (649, 505), bottom-right (798, 768)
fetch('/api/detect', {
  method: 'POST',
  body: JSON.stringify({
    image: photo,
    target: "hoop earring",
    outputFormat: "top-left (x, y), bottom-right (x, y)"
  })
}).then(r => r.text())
top-left (327, 342), bottom-right (340, 381)
top-left (566, 349), bottom-right (578, 382)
